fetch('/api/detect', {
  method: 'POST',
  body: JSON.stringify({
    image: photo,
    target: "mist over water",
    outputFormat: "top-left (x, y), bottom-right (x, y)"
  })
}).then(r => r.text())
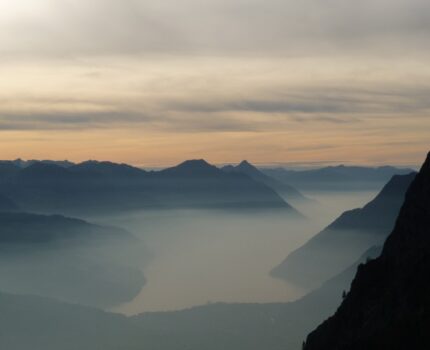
top-left (294, 190), bottom-right (379, 226)
top-left (107, 211), bottom-right (308, 314)
top-left (93, 190), bottom-right (378, 315)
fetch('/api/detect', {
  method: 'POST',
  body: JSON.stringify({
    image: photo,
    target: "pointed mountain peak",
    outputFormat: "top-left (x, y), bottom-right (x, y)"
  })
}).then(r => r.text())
top-left (238, 160), bottom-right (254, 168)
top-left (161, 159), bottom-right (220, 176)
top-left (178, 159), bottom-right (212, 168)
top-left (238, 160), bottom-right (260, 172)
top-left (422, 151), bottom-right (430, 171)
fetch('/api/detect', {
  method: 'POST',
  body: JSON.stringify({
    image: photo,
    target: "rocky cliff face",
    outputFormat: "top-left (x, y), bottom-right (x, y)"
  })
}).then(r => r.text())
top-left (304, 152), bottom-right (430, 350)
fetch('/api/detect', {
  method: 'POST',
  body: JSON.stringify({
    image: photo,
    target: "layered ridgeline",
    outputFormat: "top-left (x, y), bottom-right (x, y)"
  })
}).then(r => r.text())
top-left (0, 247), bottom-right (381, 350)
top-left (0, 212), bottom-right (146, 308)
top-left (304, 152), bottom-right (430, 350)
top-left (271, 172), bottom-right (416, 289)
top-left (263, 165), bottom-right (414, 191)
top-left (222, 160), bottom-right (309, 204)
top-left (0, 159), bottom-right (298, 216)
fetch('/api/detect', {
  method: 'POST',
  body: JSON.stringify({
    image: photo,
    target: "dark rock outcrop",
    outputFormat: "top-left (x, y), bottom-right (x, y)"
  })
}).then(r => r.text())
top-left (304, 152), bottom-right (430, 350)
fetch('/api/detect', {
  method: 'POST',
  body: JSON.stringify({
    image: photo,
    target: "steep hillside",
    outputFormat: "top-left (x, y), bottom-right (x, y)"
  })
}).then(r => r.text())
top-left (0, 212), bottom-right (145, 308)
top-left (304, 152), bottom-right (430, 350)
top-left (222, 160), bottom-right (308, 203)
top-left (271, 173), bottom-right (416, 288)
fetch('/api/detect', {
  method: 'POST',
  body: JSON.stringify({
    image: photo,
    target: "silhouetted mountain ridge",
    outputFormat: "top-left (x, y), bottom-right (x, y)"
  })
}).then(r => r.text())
top-left (10, 159), bottom-right (75, 168)
top-left (304, 151), bottom-right (430, 350)
top-left (263, 165), bottom-right (414, 191)
top-left (0, 211), bottom-right (145, 308)
top-left (221, 160), bottom-right (308, 203)
top-left (0, 159), bottom-right (298, 215)
top-left (0, 212), bottom-right (135, 244)
top-left (159, 159), bottom-right (221, 177)
top-left (271, 172), bottom-right (416, 288)
top-left (328, 173), bottom-right (416, 231)
top-left (70, 160), bottom-right (147, 178)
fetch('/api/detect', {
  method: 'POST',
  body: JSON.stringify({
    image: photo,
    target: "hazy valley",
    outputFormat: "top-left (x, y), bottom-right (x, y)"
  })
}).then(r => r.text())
top-left (1, 154), bottom-right (427, 350)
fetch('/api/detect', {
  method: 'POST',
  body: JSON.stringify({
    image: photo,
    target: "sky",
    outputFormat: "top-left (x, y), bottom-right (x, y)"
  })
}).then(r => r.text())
top-left (0, 0), bottom-right (429, 167)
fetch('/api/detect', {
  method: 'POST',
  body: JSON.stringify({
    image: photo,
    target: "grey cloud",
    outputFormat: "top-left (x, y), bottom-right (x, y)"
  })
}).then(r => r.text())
top-left (1, 0), bottom-right (430, 58)
top-left (0, 109), bottom-right (259, 132)
top-left (1, 82), bottom-right (430, 132)
top-left (0, 111), bottom-right (155, 130)
top-left (164, 84), bottom-right (430, 116)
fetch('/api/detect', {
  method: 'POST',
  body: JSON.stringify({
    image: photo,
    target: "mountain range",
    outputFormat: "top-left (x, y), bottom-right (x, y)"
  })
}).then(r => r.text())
top-left (271, 172), bottom-right (416, 289)
top-left (263, 165), bottom-right (414, 191)
top-left (222, 160), bottom-right (310, 204)
top-left (0, 159), bottom-right (298, 216)
top-left (0, 156), bottom-right (426, 349)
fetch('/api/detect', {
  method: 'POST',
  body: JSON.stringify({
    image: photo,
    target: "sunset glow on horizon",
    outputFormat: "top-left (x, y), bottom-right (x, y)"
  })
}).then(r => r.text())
top-left (1, 0), bottom-right (429, 167)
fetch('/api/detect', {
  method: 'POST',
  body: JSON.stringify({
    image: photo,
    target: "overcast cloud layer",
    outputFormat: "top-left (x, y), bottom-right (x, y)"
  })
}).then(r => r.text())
top-left (1, 0), bottom-right (430, 56)
top-left (0, 0), bottom-right (429, 165)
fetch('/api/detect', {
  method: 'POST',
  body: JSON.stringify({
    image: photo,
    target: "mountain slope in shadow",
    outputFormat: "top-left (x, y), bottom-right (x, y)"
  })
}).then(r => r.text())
top-left (0, 159), bottom-right (299, 216)
top-left (271, 172), bottom-right (416, 289)
top-left (150, 160), bottom-right (301, 213)
top-left (304, 152), bottom-right (430, 350)
top-left (222, 160), bottom-right (308, 203)
top-left (0, 212), bottom-right (146, 308)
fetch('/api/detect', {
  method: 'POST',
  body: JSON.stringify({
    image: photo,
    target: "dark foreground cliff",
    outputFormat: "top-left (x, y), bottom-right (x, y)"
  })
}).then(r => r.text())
top-left (304, 152), bottom-right (430, 350)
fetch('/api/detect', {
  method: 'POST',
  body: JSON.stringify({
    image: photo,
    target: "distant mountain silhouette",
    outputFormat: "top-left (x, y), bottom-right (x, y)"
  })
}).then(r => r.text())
top-left (271, 172), bottom-right (416, 289)
top-left (0, 212), bottom-right (145, 308)
top-left (70, 160), bottom-right (146, 178)
top-left (152, 160), bottom-right (301, 213)
top-left (0, 162), bottom-right (21, 181)
top-left (9, 159), bottom-right (75, 168)
top-left (263, 165), bottom-right (414, 191)
top-left (160, 159), bottom-right (221, 177)
top-left (304, 152), bottom-right (430, 350)
top-left (222, 160), bottom-right (309, 203)
top-left (0, 212), bottom-right (134, 243)
top-left (15, 162), bottom-right (75, 182)
top-left (0, 159), bottom-right (299, 216)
